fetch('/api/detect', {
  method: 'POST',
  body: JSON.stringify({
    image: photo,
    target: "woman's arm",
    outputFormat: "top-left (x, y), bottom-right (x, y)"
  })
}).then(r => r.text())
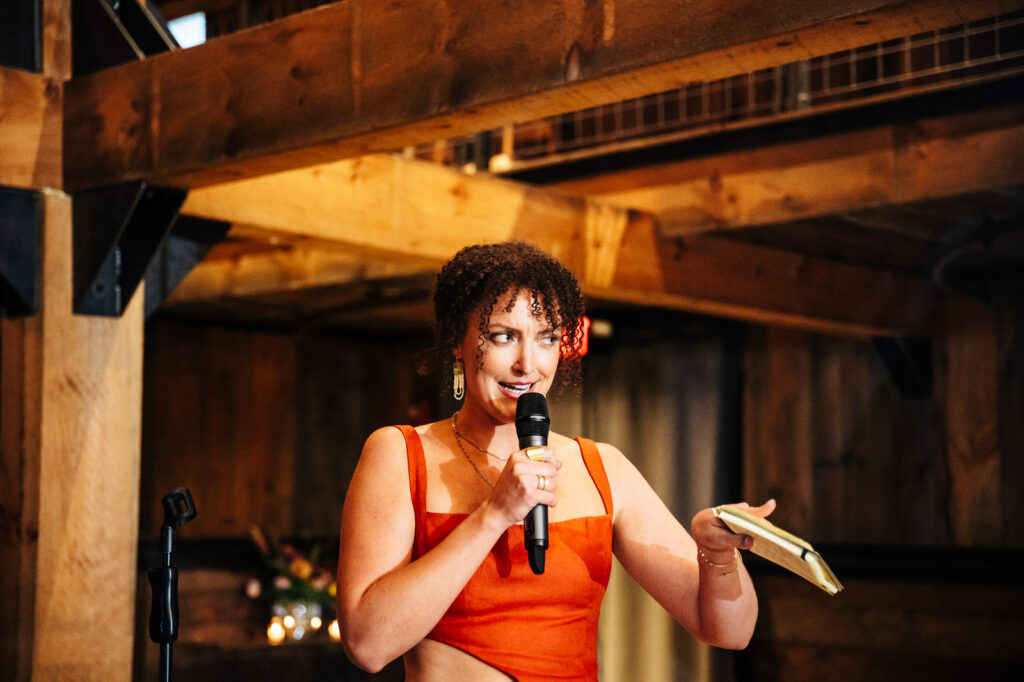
top-left (336, 426), bottom-right (559, 671)
top-left (602, 442), bottom-right (774, 649)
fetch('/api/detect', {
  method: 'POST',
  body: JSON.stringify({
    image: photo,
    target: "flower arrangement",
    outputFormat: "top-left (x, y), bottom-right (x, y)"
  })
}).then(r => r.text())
top-left (247, 526), bottom-right (340, 643)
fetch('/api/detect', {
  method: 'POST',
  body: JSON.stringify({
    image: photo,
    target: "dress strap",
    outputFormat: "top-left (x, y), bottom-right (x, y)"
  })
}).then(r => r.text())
top-left (396, 425), bottom-right (427, 557)
top-left (575, 438), bottom-right (613, 518)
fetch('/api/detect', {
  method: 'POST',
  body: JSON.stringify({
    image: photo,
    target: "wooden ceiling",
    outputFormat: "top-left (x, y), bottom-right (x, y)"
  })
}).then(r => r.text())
top-left (119, 1), bottom-right (1024, 335)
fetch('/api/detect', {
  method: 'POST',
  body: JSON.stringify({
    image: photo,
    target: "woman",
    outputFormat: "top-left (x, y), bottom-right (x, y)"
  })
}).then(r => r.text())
top-left (337, 241), bottom-right (774, 680)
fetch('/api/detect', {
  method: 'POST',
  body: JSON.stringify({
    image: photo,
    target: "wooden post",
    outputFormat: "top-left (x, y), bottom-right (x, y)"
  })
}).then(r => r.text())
top-left (0, 162), bottom-right (146, 682)
top-left (0, 1), bottom-right (145, 679)
top-left (0, 296), bottom-right (43, 682)
top-left (943, 298), bottom-right (1002, 546)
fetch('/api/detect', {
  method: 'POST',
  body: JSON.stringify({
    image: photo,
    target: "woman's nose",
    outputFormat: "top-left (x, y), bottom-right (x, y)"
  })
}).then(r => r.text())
top-left (513, 343), bottom-right (535, 375)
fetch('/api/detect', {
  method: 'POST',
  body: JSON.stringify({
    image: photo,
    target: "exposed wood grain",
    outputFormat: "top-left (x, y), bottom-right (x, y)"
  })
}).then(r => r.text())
top-left (742, 326), bottom-right (814, 535)
top-left (812, 341), bottom-right (914, 543)
top-left (26, 191), bottom-right (144, 680)
top-left (550, 104), bottom-right (1024, 236)
top-left (942, 297), bottom-right (1003, 546)
top-left (741, 325), bottom-right (956, 545)
top-left (165, 244), bottom-right (430, 304)
top-left (746, 573), bottom-right (1024, 681)
top-left (996, 297), bottom-right (1024, 543)
top-left (0, 67), bottom-right (62, 190)
top-left (42, 0), bottom-right (71, 79)
top-left (140, 321), bottom-right (297, 539)
top-left (178, 154), bottom-right (936, 336)
top-left (0, 315), bottom-right (43, 682)
top-left (605, 218), bottom-right (937, 337)
top-left (3, 2), bottom-right (138, 678)
top-left (63, 0), bottom-right (1016, 189)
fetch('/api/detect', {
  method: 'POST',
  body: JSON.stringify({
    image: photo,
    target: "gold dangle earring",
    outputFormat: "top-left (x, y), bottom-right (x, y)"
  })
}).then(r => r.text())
top-left (453, 359), bottom-right (465, 400)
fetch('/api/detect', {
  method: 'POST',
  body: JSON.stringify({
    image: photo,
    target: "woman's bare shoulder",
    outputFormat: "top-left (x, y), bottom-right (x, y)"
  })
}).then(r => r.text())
top-left (361, 420), bottom-right (447, 459)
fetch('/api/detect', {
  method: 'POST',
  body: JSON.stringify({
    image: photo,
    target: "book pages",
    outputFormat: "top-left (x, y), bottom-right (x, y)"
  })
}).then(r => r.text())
top-left (713, 505), bottom-right (843, 595)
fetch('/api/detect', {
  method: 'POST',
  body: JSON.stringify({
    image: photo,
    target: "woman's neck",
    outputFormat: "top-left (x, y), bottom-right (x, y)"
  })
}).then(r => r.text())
top-left (452, 403), bottom-right (520, 454)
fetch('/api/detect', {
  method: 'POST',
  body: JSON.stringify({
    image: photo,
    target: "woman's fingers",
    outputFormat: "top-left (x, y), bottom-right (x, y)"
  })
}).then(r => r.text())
top-left (692, 499), bottom-right (777, 555)
top-left (495, 448), bottom-right (560, 515)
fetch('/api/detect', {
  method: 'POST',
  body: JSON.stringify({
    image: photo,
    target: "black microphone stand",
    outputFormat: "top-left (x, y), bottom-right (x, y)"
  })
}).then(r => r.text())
top-left (148, 488), bottom-right (197, 682)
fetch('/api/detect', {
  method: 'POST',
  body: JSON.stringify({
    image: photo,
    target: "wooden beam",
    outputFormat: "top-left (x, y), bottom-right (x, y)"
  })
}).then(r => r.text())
top-left (165, 242), bottom-right (432, 304)
top-left (180, 154), bottom-right (626, 280)
top-left (0, 66), bottom-right (62, 190)
top-left (178, 154), bottom-right (935, 336)
top-left (63, 0), bottom-right (1014, 189)
top-left (549, 102), bottom-right (1024, 236)
top-left (595, 216), bottom-right (936, 337)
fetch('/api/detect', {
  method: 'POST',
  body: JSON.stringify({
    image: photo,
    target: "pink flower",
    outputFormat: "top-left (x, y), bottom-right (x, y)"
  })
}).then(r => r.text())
top-left (311, 572), bottom-right (331, 591)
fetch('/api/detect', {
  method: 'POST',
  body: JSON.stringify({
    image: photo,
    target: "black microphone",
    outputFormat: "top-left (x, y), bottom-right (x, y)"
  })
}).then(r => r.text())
top-left (516, 392), bottom-right (550, 575)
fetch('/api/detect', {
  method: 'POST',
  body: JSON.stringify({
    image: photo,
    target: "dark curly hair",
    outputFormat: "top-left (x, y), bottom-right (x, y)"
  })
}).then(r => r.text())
top-left (422, 241), bottom-right (585, 394)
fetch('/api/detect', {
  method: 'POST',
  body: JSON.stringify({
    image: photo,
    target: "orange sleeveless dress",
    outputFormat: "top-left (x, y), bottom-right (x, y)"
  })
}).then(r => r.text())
top-left (398, 425), bottom-right (613, 682)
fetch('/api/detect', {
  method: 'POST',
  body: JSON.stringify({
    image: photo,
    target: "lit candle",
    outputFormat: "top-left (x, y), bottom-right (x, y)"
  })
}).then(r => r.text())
top-left (328, 619), bottom-right (341, 641)
top-left (267, 617), bottom-right (286, 645)
top-left (310, 616), bottom-right (323, 630)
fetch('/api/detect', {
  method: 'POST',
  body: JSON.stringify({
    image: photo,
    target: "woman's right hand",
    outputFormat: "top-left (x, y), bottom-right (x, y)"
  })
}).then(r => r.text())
top-left (486, 446), bottom-right (561, 526)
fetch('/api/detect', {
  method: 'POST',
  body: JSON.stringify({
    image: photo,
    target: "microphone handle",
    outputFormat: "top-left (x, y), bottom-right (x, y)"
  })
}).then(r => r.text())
top-left (520, 434), bottom-right (548, 575)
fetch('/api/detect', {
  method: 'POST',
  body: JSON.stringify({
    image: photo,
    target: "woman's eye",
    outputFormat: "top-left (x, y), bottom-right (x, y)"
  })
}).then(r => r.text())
top-left (491, 332), bottom-right (513, 343)
top-left (540, 334), bottom-right (559, 346)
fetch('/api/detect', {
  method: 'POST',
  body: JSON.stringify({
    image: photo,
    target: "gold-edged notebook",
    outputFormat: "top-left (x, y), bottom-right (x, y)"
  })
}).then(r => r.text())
top-left (713, 505), bottom-right (844, 595)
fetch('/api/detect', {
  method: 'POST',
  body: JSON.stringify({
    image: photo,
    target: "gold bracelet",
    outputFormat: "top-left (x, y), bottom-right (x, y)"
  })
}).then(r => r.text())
top-left (697, 547), bottom-right (738, 571)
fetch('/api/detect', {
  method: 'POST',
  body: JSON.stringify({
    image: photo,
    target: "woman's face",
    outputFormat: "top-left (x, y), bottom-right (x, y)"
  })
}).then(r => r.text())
top-left (457, 289), bottom-right (561, 424)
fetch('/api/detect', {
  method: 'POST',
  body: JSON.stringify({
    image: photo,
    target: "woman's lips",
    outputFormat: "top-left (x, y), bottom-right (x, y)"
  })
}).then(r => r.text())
top-left (499, 381), bottom-right (534, 397)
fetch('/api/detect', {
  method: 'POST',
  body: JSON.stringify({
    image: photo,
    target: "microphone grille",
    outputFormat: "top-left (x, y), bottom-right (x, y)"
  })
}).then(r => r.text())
top-left (515, 392), bottom-right (550, 437)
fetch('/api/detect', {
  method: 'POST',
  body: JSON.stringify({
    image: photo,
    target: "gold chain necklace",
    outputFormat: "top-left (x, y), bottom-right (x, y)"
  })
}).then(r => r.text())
top-left (451, 411), bottom-right (510, 461)
top-left (452, 420), bottom-right (495, 488)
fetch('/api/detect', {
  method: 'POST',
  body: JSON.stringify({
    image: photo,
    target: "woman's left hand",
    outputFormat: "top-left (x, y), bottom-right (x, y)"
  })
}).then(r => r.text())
top-left (690, 499), bottom-right (776, 564)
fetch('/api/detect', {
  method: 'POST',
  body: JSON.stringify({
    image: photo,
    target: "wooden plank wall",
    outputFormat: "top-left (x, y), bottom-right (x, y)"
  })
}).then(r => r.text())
top-left (139, 319), bottom-right (435, 541)
top-left (742, 327), bottom-right (947, 545)
top-left (738, 573), bottom-right (1024, 681)
top-left (741, 291), bottom-right (1024, 679)
top-left (140, 320), bottom-right (298, 539)
top-left (742, 294), bottom-right (1022, 548)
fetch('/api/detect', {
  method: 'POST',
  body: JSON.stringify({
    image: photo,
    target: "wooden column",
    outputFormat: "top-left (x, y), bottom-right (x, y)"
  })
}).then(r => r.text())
top-left (0, 297), bottom-right (43, 682)
top-left (0, 1), bottom-right (145, 679)
top-left (943, 298), bottom-right (1002, 546)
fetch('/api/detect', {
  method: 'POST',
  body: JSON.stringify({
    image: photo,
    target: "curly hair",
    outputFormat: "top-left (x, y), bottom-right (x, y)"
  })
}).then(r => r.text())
top-left (422, 241), bottom-right (585, 394)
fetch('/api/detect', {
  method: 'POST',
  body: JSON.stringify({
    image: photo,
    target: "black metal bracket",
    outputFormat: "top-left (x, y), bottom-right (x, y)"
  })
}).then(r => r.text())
top-left (143, 216), bottom-right (231, 319)
top-left (871, 336), bottom-right (933, 399)
top-left (73, 0), bottom-right (178, 77)
top-left (0, 186), bottom-right (42, 318)
top-left (0, 0), bottom-right (41, 72)
top-left (72, 182), bottom-right (188, 317)
top-left (68, 2), bottom-right (212, 318)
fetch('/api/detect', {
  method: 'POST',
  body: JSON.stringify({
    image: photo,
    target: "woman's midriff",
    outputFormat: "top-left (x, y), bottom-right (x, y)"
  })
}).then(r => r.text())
top-left (403, 638), bottom-right (514, 682)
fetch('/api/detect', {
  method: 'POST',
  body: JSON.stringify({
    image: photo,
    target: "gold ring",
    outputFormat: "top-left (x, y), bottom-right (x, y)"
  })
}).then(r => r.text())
top-left (537, 475), bottom-right (547, 491)
top-left (525, 446), bottom-right (545, 462)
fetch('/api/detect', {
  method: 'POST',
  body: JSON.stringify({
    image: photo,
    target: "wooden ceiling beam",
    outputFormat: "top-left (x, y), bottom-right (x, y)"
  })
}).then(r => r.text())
top-left (63, 0), bottom-right (1012, 190)
top-left (165, 241), bottom-right (432, 304)
top-left (0, 66), bottom-right (62, 190)
top-left (177, 154), bottom-right (934, 337)
top-left (549, 101), bottom-right (1024, 237)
